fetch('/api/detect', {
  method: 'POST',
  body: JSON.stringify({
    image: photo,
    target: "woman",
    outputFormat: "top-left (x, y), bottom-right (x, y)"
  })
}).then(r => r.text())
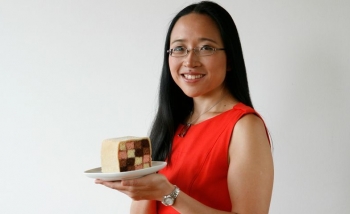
top-left (96, 1), bottom-right (274, 213)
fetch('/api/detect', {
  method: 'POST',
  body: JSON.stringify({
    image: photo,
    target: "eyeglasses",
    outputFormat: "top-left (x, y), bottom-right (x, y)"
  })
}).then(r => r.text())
top-left (167, 46), bottom-right (225, 57)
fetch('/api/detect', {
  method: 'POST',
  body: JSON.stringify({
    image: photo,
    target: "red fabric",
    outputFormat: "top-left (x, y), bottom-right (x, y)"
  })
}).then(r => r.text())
top-left (157, 103), bottom-right (259, 213)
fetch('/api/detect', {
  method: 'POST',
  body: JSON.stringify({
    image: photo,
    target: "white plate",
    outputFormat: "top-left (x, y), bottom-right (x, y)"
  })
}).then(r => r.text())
top-left (84, 161), bottom-right (167, 181)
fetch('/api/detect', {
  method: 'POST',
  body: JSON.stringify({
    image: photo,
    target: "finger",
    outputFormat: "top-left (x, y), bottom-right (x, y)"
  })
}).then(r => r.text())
top-left (104, 181), bottom-right (121, 189)
top-left (95, 179), bottom-right (103, 184)
top-left (122, 173), bottom-right (158, 186)
top-left (96, 180), bottom-right (125, 190)
top-left (121, 178), bottom-right (139, 186)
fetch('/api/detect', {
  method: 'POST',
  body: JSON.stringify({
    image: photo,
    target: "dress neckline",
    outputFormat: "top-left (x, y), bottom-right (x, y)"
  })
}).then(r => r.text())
top-left (184, 102), bottom-right (243, 127)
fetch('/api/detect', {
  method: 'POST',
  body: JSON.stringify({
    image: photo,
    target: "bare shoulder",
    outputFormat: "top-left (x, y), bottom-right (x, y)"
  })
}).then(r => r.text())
top-left (228, 113), bottom-right (274, 213)
top-left (228, 113), bottom-right (272, 166)
top-left (231, 113), bottom-right (270, 150)
top-left (235, 113), bottom-right (266, 133)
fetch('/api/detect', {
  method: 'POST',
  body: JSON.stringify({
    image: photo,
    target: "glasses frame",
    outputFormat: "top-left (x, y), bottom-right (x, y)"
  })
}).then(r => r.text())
top-left (167, 46), bottom-right (225, 57)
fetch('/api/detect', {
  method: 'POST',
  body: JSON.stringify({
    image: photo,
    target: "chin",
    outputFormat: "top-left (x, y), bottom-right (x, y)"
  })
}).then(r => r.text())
top-left (182, 91), bottom-right (203, 98)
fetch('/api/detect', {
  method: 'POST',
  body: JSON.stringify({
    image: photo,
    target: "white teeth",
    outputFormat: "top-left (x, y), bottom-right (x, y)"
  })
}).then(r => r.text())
top-left (183, 74), bottom-right (204, 80)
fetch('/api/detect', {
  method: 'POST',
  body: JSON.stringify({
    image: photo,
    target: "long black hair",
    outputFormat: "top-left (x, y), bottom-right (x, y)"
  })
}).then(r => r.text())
top-left (150, 1), bottom-right (253, 163)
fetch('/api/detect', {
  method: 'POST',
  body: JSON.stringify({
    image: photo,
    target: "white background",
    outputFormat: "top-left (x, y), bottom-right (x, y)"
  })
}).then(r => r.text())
top-left (1, 0), bottom-right (349, 213)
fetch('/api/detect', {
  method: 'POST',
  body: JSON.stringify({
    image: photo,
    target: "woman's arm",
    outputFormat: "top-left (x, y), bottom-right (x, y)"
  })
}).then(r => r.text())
top-left (130, 200), bottom-right (156, 214)
top-left (228, 114), bottom-right (274, 213)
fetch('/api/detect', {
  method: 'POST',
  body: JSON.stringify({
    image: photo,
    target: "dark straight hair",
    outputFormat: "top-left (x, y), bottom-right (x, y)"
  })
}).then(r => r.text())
top-left (150, 1), bottom-right (253, 163)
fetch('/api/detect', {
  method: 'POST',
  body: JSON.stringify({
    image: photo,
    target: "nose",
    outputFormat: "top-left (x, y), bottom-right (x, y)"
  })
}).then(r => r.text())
top-left (183, 49), bottom-right (200, 68)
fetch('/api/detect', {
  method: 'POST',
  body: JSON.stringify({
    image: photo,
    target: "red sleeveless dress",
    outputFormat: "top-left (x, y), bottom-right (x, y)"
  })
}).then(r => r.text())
top-left (157, 103), bottom-right (260, 213)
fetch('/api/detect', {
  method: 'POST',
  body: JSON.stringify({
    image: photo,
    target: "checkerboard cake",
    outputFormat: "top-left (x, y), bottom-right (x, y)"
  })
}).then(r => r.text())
top-left (101, 136), bottom-right (152, 173)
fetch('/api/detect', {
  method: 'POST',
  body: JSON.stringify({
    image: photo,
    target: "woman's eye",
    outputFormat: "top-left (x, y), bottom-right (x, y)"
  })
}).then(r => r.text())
top-left (200, 45), bottom-right (213, 51)
top-left (173, 46), bottom-right (185, 52)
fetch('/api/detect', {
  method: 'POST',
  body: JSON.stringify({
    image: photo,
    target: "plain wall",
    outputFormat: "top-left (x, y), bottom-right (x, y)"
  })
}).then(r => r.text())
top-left (1, 0), bottom-right (349, 213)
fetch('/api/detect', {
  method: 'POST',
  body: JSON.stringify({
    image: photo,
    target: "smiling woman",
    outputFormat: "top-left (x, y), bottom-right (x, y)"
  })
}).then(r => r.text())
top-left (168, 13), bottom-right (228, 98)
top-left (1, 0), bottom-right (349, 212)
top-left (95, 1), bottom-right (274, 214)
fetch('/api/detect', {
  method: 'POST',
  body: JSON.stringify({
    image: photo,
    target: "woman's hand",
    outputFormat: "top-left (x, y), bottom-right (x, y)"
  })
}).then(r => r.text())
top-left (95, 173), bottom-right (174, 201)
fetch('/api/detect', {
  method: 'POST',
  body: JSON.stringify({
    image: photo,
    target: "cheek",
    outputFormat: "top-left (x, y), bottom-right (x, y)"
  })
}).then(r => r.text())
top-left (168, 57), bottom-right (178, 71)
top-left (208, 57), bottom-right (227, 73)
top-left (207, 59), bottom-right (228, 84)
top-left (168, 58), bottom-right (182, 76)
top-left (168, 58), bottom-right (177, 82)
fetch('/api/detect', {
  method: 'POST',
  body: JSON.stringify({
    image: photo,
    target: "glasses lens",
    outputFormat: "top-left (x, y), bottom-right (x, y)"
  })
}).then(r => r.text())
top-left (171, 47), bottom-right (187, 57)
top-left (198, 46), bottom-right (214, 56)
top-left (169, 46), bottom-right (219, 57)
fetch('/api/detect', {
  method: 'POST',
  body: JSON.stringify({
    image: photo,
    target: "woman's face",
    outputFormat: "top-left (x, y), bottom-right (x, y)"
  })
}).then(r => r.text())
top-left (169, 13), bottom-right (228, 98)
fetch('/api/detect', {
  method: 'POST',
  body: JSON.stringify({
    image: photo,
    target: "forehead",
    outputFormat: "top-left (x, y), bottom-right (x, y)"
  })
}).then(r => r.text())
top-left (170, 13), bottom-right (222, 45)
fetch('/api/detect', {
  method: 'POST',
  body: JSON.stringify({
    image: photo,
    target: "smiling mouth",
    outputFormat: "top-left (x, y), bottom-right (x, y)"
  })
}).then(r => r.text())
top-left (183, 74), bottom-right (204, 80)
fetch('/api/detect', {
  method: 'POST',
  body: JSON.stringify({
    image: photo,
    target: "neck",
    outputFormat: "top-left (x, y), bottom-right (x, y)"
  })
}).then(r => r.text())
top-left (192, 87), bottom-right (228, 113)
top-left (178, 91), bottom-right (233, 138)
top-left (189, 92), bottom-right (227, 125)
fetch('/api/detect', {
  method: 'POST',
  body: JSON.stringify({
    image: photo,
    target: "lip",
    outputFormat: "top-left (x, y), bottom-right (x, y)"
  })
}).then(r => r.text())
top-left (181, 73), bottom-right (205, 82)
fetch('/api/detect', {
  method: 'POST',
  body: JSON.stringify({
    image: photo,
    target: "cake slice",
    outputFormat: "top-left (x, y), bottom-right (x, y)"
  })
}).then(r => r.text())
top-left (101, 136), bottom-right (152, 173)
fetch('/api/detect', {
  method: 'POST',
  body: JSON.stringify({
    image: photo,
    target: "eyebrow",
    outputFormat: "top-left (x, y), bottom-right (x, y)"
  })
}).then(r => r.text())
top-left (170, 37), bottom-right (219, 45)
